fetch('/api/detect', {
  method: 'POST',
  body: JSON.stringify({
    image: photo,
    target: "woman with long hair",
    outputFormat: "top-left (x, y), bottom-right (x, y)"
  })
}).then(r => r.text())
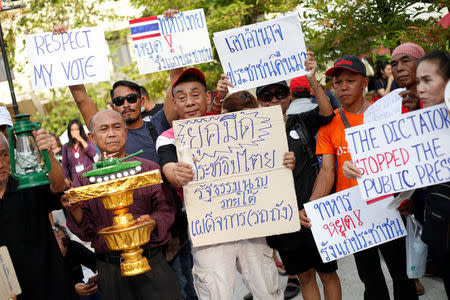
top-left (62, 119), bottom-right (97, 186)
top-left (373, 60), bottom-right (397, 100)
top-left (49, 132), bottom-right (63, 163)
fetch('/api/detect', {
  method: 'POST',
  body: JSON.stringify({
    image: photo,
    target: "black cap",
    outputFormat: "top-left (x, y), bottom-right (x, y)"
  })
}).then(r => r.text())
top-left (256, 81), bottom-right (289, 97)
top-left (325, 55), bottom-right (366, 77)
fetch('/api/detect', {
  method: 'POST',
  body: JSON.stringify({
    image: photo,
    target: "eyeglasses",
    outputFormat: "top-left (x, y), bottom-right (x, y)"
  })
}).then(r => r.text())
top-left (112, 94), bottom-right (139, 106)
top-left (259, 89), bottom-right (289, 102)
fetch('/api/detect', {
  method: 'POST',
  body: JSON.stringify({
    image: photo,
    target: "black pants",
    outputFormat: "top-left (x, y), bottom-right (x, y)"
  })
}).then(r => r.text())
top-left (353, 237), bottom-right (418, 300)
top-left (96, 247), bottom-right (181, 300)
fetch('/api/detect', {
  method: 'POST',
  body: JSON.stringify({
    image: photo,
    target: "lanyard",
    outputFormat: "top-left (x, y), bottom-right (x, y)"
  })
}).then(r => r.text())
top-left (71, 144), bottom-right (81, 160)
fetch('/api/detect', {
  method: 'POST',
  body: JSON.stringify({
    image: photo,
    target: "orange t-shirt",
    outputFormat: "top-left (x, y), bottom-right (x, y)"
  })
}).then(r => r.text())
top-left (316, 108), bottom-right (364, 192)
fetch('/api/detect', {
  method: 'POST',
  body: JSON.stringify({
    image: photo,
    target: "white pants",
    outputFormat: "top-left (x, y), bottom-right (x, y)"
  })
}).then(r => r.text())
top-left (192, 237), bottom-right (283, 300)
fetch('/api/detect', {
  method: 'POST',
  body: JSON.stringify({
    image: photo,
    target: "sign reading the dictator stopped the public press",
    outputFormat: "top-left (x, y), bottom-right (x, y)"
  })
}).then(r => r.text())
top-left (130, 9), bottom-right (213, 74)
top-left (25, 27), bottom-right (110, 90)
top-left (173, 106), bottom-right (300, 247)
top-left (213, 14), bottom-right (308, 93)
top-left (345, 104), bottom-right (450, 199)
top-left (304, 186), bottom-right (405, 263)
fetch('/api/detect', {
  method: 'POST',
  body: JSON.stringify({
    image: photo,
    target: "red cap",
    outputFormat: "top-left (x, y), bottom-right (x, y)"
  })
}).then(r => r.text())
top-left (289, 76), bottom-right (310, 93)
top-left (171, 68), bottom-right (207, 92)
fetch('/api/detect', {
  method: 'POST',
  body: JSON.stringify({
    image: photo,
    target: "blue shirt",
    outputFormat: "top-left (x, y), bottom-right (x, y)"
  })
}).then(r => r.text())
top-left (125, 109), bottom-right (170, 163)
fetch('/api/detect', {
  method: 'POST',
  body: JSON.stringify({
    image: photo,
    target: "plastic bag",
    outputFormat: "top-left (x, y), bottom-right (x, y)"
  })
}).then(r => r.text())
top-left (406, 215), bottom-right (428, 279)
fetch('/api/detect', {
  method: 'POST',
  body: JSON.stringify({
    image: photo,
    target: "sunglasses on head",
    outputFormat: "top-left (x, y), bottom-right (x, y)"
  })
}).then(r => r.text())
top-left (112, 94), bottom-right (139, 106)
top-left (259, 89), bottom-right (289, 102)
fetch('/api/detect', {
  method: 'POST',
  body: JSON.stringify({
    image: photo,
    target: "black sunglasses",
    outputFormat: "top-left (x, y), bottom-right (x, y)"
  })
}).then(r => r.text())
top-left (259, 89), bottom-right (289, 102)
top-left (112, 94), bottom-right (139, 106)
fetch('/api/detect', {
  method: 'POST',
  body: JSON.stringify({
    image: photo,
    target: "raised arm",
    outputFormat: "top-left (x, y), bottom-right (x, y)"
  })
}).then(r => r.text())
top-left (305, 52), bottom-right (333, 117)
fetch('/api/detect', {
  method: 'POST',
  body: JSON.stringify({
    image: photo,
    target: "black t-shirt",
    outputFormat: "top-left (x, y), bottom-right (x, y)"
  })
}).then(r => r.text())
top-left (64, 240), bottom-right (97, 285)
top-left (0, 177), bottom-right (75, 300)
top-left (285, 107), bottom-right (335, 209)
top-left (142, 103), bottom-right (164, 122)
top-left (374, 77), bottom-right (399, 93)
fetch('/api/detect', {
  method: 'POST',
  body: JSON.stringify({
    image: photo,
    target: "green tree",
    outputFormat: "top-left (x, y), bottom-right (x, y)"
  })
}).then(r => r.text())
top-left (301, 0), bottom-right (448, 67)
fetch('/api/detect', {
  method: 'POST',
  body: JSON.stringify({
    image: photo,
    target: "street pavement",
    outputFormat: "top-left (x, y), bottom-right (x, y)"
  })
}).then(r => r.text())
top-left (234, 254), bottom-right (446, 299)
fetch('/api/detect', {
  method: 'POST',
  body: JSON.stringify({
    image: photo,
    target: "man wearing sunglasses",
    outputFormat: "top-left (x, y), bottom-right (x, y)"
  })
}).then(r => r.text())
top-left (256, 52), bottom-right (342, 300)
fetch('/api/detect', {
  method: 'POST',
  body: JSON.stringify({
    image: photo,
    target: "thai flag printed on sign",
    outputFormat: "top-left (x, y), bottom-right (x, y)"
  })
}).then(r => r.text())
top-left (129, 16), bottom-right (161, 41)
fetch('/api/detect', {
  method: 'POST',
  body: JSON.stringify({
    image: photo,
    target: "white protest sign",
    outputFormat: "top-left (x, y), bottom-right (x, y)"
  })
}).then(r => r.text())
top-left (304, 186), bottom-right (405, 263)
top-left (25, 27), bottom-right (110, 90)
top-left (364, 88), bottom-right (405, 123)
top-left (213, 14), bottom-right (308, 93)
top-left (130, 9), bottom-right (213, 74)
top-left (0, 246), bottom-right (21, 299)
top-left (173, 106), bottom-right (300, 247)
top-left (346, 104), bottom-right (450, 199)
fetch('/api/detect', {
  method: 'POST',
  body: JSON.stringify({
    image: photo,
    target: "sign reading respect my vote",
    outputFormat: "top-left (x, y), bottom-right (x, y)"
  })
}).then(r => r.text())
top-left (130, 9), bottom-right (213, 74)
top-left (346, 104), bottom-right (450, 199)
top-left (213, 14), bottom-right (308, 93)
top-left (173, 106), bottom-right (300, 247)
top-left (25, 27), bottom-right (110, 90)
top-left (304, 186), bottom-right (405, 263)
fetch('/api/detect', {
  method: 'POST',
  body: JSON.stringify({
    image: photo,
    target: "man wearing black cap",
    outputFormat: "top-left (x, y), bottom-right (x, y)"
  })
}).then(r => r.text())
top-left (256, 52), bottom-right (341, 300)
top-left (301, 55), bottom-right (418, 300)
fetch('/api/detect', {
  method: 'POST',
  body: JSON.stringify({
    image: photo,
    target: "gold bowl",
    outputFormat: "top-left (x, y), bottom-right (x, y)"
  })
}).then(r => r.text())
top-left (99, 219), bottom-right (155, 251)
top-left (66, 170), bottom-right (162, 203)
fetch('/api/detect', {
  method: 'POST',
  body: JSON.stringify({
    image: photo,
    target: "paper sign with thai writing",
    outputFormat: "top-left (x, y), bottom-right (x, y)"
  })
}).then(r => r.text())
top-left (364, 88), bottom-right (405, 124)
top-left (25, 26), bottom-right (110, 90)
top-left (0, 246), bottom-right (21, 299)
top-left (304, 186), bottom-right (405, 263)
top-left (130, 9), bottom-right (213, 74)
top-left (345, 104), bottom-right (450, 199)
top-left (173, 106), bottom-right (300, 247)
top-left (213, 14), bottom-right (308, 93)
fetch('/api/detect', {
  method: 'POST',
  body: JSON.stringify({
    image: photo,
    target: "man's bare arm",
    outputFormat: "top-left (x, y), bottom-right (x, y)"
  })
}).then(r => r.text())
top-left (69, 85), bottom-right (99, 128)
top-left (309, 154), bottom-right (336, 200)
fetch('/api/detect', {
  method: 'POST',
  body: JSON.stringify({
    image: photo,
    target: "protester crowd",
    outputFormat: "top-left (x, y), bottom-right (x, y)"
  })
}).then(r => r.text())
top-left (0, 8), bottom-right (449, 300)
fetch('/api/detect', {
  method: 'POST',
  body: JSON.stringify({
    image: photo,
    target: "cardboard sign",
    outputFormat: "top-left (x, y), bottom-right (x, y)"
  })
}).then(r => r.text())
top-left (364, 88), bottom-right (405, 123)
top-left (0, 246), bottom-right (21, 298)
top-left (173, 106), bottom-right (300, 247)
top-left (346, 104), bottom-right (450, 199)
top-left (25, 27), bottom-right (110, 90)
top-left (304, 186), bottom-right (405, 262)
top-left (130, 9), bottom-right (213, 74)
top-left (213, 14), bottom-right (308, 93)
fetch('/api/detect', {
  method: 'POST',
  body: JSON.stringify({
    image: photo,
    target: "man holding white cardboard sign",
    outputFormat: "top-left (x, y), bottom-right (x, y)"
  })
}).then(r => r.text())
top-left (300, 55), bottom-right (417, 300)
top-left (213, 14), bottom-right (309, 93)
top-left (156, 67), bottom-right (301, 299)
top-left (25, 26), bottom-right (110, 90)
top-left (130, 9), bottom-right (213, 75)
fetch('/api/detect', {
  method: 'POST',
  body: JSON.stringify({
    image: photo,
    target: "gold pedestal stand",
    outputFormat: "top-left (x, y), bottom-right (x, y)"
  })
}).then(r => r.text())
top-left (65, 170), bottom-right (162, 276)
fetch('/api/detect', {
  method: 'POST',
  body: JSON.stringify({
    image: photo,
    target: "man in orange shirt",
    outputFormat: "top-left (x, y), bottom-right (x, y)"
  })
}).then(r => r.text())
top-left (300, 55), bottom-right (418, 300)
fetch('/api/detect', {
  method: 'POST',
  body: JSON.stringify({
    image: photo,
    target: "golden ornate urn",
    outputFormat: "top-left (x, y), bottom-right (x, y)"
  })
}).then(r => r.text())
top-left (65, 167), bottom-right (162, 276)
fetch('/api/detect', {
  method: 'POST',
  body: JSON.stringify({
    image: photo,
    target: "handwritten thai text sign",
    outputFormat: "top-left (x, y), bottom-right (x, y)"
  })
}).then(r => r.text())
top-left (0, 246), bottom-right (21, 299)
top-left (364, 88), bottom-right (405, 123)
top-left (304, 186), bottom-right (405, 263)
top-left (346, 104), bottom-right (450, 199)
top-left (25, 27), bottom-right (110, 90)
top-left (173, 106), bottom-right (300, 247)
top-left (130, 9), bottom-right (213, 74)
top-left (213, 14), bottom-right (308, 93)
